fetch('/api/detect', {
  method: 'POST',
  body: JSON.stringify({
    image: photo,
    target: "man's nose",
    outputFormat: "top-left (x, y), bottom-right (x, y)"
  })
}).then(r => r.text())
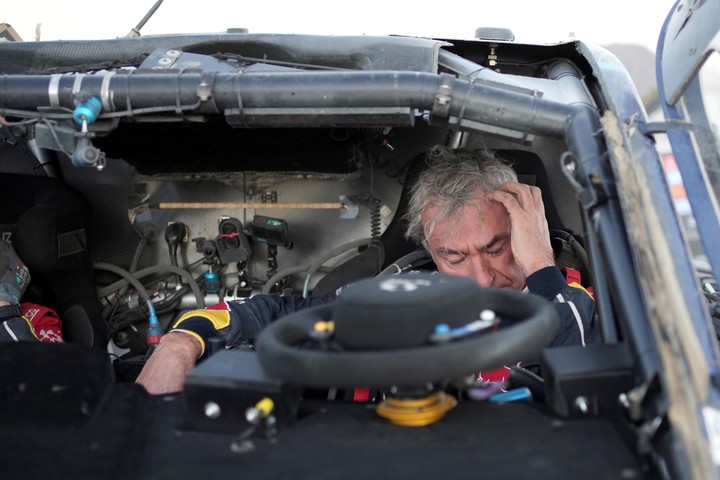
top-left (467, 257), bottom-right (495, 288)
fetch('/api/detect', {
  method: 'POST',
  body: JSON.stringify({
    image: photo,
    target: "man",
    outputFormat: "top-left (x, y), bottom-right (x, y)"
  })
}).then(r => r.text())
top-left (136, 146), bottom-right (597, 394)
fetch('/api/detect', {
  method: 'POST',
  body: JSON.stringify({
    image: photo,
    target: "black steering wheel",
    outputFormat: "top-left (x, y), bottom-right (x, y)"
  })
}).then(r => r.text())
top-left (256, 273), bottom-right (559, 388)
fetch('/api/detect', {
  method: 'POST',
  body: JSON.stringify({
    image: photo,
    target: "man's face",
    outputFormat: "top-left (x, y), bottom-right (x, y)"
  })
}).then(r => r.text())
top-left (422, 195), bottom-right (526, 290)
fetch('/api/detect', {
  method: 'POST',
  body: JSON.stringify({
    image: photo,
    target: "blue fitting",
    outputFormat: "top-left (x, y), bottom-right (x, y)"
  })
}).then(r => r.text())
top-left (72, 97), bottom-right (102, 126)
top-left (434, 323), bottom-right (450, 334)
top-left (488, 387), bottom-right (532, 403)
top-left (204, 271), bottom-right (220, 294)
top-left (146, 299), bottom-right (163, 345)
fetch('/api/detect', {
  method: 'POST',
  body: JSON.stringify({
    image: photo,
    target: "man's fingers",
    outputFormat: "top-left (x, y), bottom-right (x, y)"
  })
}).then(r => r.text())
top-left (489, 188), bottom-right (528, 213)
top-left (529, 184), bottom-right (545, 210)
top-left (490, 182), bottom-right (554, 276)
top-left (488, 188), bottom-right (518, 208)
top-left (492, 183), bottom-right (545, 212)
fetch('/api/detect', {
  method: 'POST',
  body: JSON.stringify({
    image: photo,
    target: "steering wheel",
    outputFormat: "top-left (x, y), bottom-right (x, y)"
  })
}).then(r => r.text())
top-left (256, 273), bottom-right (559, 388)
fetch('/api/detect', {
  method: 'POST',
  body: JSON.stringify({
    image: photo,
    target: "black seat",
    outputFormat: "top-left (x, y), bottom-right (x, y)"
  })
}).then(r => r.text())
top-left (0, 174), bottom-right (105, 347)
top-left (310, 153), bottom-right (427, 296)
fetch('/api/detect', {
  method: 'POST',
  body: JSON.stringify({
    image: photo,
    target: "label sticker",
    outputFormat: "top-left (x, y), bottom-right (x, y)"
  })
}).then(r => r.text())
top-left (702, 406), bottom-right (720, 465)
top-left (379, 277), bottom-right (432, 292)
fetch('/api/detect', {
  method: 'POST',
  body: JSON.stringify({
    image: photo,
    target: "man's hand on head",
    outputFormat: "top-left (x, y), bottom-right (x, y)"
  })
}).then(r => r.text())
top-left (135, 331), bottom-right (203, 395)
top-left (488, 182), bottom-right (555, 276)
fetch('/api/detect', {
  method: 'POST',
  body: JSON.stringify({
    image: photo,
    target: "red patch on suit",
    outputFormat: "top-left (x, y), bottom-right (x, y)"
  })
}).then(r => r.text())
top-left (20, 302), bottom-right (63, 343)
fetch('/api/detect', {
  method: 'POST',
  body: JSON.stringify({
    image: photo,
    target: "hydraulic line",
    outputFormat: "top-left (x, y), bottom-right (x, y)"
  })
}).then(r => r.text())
top-left (107, 283), bottom-right (189, 334)
top-left (301, 238), bottom-right (375, 298)
top-left (129, 226), bottom-right (158, 273)
top-left (262, 265), bottom-right (309, 295)
top-left (94, 262), bottom-right (152, 303)
top-left (104, 232), bottom-right (156, 313)
top-left (97, 263), bottom-right (205, 309)
top-left (94, 262), bottom-right (163, 346)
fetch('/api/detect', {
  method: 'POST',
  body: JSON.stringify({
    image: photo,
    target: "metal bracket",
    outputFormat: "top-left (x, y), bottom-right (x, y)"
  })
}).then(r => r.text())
top-left (561, 151), bottom-right (602, 210)
top-left (429, 73), bottom-right (455, 126)
top-left (637, 119), bottom-right (711, 137)
top-left (617, 375), bottom-right (661, 423)
top-left (339, 195), bottom-right (359, 219)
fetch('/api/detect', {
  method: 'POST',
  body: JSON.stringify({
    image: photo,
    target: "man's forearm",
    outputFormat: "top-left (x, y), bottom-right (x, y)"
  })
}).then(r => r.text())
top-left (135, 331), bottom-right (202, 394)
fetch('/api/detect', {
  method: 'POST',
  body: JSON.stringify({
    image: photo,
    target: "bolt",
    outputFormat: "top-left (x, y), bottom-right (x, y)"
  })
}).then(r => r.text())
top-left (480, 309), bottom-right (496, 322)
top-left (204, 401), bottom-right (221, 419)
top-left (574, 396), bottom-right (589, 414)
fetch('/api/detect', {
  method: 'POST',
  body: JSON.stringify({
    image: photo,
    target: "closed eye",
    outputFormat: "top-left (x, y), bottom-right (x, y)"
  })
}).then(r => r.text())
top-left (447, 255), bottom-right (466, 265)
top-left (485, 245), bottom-right (507, 257)
top-left (436, 249), bottom-right (467, 266)
top-left (481, 236), bottom-right (510, 258)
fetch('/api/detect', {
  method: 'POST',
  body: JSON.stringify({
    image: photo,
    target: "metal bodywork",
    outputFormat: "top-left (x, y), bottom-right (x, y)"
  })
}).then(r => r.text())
top-left (0, 1), bottom-right (719, 478)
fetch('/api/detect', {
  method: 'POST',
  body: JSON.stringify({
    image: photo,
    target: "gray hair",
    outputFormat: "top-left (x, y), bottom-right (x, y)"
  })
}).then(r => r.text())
top-left (404, 145), bottom-right (517, 246)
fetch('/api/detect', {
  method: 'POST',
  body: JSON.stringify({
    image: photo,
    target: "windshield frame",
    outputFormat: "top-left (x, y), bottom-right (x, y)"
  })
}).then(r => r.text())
top-left (657, 0), bottom-right (720, 301)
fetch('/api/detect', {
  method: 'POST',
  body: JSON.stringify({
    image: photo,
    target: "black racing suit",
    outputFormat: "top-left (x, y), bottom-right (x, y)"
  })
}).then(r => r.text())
top-left (170, 266), bottom-right (598, 358)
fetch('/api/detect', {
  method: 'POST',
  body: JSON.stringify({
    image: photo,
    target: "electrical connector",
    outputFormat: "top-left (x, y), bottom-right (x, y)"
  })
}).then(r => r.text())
top-left (146, 299), bottom-right (163, 345)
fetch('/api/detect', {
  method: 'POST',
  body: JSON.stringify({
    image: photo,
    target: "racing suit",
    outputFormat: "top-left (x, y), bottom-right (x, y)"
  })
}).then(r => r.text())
top-left (170, 266), bottom-right (597, 359)
top-left (0, 303), bottom-right (64, 343)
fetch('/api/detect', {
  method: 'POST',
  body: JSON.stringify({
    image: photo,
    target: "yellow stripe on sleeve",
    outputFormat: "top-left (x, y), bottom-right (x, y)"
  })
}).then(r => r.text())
top-left (172, 309), bottom-right (232, 330)
top-left (568, 282), bottom-right (594, 299)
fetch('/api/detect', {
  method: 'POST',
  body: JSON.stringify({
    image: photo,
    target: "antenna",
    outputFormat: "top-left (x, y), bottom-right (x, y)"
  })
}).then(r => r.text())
top-left (127, 0), bottom-right (165, 37)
